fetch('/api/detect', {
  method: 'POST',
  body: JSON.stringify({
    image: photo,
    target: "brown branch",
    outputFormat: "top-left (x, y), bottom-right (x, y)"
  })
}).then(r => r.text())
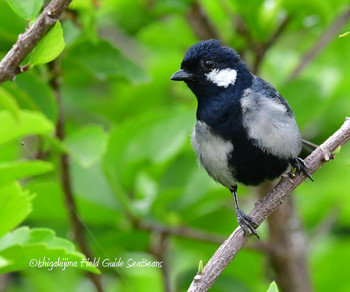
top-left (255, 180), bottom-right (312, 292)
top-left (188, 117), bottom-right (350, 292)
top-left (252, 15), bottom-right (291, 74)
top-left (50, 61), bottom-right (104, 292)
top-left (233, 15), bottom-right (254, 46)
top-left (137, 220), bottom-right (226, 245)
top-left (266, 197), bottom-right (312, 292)
top-left (0, 0), bottom-right (72, 84)
top-left (0, 274), bottom-right (7, 291)
top-left (289, 7), bottom-right (350, 80)
top-left (149, 232), bottom-right (172, 292)
top-left (232, 14), bottom-right (290, 74)
top-left (136, 220), bottom-right (269, 252)
top-left (186, 0), bottom-right (220, 40)
top-left (309, 207), bottom-right (339, 245)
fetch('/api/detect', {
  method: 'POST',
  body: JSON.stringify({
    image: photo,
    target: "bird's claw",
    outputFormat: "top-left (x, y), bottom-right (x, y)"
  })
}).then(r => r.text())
top-left (236, 208), bottom-right (259, 239)
top-left (291, 157), bottom-right (313, 181)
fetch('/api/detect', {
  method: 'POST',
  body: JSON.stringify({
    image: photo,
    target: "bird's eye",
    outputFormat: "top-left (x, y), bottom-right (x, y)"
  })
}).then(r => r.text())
top-left (202, 59), bottom-right (215, 70)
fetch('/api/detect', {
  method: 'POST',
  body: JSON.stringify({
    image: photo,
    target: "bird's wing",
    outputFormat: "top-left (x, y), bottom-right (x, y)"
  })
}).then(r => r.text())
top-left (240, 76), bottom-right (302, 159)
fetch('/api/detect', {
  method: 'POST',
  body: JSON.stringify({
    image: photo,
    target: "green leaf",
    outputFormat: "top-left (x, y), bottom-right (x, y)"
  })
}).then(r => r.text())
top-left (15, 71), bottom-right (58, 122)
top-left (44, 135), bottom-right (68, 154)
top-left (0, 256), bottom-right (10, 270)
top-left (333, 146), bottom-right (342, 155)
top-left (30, 21), bottom-right (65, 65)
top-left (6, 0), bottom-right (43, 20)
top-left (104, 107), bottom-right (194, 188)
top-left (66, 40), bottom-right (149, 84)
top-left (68, 0), bottom-right (97, 42)
top-left (69, 0), bottom-right (94, 10)
top-left (71, 162), bottom-right (119, 210)
top-left (0, 87), bottom-right (19, 119)
top-left (339, 31), bottom-right (350, 38)
top-left (0, 1), bottom-right (26, 44)
top-left (61, 19), bottom-right (81, 46)
top-left (0, 227), bottom-right (99, 274)
top-left (267, 281), bottom-right (279, 292)
top-left (0, 161), bottom-right (54, 184)
top-left (25, 181), bottom-right (67, 222)
top-left (198, 260), bottom-right (203, 274)
top-left (0, 181), bottom-right (33, 237)
top-left (0, 110), bottom-right (54, 145)
top-left (65, 125), bottom-right (108, 168)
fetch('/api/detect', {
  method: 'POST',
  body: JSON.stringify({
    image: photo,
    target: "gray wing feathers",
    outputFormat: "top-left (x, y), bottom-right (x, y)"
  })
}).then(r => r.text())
top-left (241, 77), bottom-right (302, 159)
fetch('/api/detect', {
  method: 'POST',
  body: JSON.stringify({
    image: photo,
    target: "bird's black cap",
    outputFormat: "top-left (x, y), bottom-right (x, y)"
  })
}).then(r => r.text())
top-left (170, 39), bottom-right (246, 84)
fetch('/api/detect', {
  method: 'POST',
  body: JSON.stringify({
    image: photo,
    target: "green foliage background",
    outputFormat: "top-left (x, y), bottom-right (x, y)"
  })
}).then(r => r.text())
top-left (0, 0), bottom-right (350, 291)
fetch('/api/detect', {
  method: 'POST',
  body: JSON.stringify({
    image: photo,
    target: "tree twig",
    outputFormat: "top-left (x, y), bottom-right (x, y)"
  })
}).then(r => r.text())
top-left (188, 117), bottom-right (350, 292)
top-left (137, 220), bottom-right (225, 244)
top-left (255, 180), bottom-right (312, 292)
top-left (50, 61), bottom-right (104, 292)
top-left (0, 0), bottom-right (72, 84)
top-left (186, 0), bottom-right (220, 40)
top-left (309, 207), bottom-right (339, 246)
top-left (135, 220), bottom-right (271, 252)
top-left (266, 197), bottom-right (312, 292)
top-left (232, 14), bottom-right (290, 74)
top-left (149, 232), bottom-right (172, 292)
top-left (252, 15), bottom-right (291, 74)
top-left (289, 7), bottom-right (350, 80)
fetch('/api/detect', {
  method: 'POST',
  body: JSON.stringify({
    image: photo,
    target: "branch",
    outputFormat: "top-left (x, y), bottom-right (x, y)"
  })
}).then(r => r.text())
top-left (136, 220), bottom-right (271, 252)
top-left (49, 61), bottom-right (104, 292)
top-left (186, 0), bottom-right (220, 40)
top-left (232, 14), bottom-right (290, 74)
top-left (252, 15), bottom-right (291, 74)
top-left (137, 220), bottom-right (226, 245)
top-left (0, 0), bottom-right (72, 84)
top-left (289, 7), bottom-right (350, 80)
top-left (148, 232), bottom-right (172, 292)
top-left (309, 207), bottom-right (339, 245)
top-left (188, 117), bottom-right (350, 292)
top-left (254, 181), bottom-right (312, 292)
top-left (266, 197), bottom-right (312, 292)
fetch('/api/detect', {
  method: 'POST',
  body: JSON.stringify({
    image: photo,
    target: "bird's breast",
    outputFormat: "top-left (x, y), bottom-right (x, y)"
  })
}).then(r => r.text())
top-left (191, 120), bottom-right (236, 188)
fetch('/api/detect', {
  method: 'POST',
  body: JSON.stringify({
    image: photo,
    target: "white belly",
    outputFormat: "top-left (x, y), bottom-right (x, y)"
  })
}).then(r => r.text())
top-left (191, 121), bottom-right (236, 188)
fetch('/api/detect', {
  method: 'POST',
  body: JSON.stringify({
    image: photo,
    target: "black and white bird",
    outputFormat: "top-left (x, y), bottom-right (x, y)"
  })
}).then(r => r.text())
top-left (171, 39), bottom-right (312, 237)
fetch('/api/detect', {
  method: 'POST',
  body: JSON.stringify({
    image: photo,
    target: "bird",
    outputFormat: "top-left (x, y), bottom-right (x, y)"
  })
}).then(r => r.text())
top-left (170, 39), bottom-right (312, 238)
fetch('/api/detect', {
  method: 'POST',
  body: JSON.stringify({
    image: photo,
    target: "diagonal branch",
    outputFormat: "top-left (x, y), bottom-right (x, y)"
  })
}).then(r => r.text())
top-left (0, 0), bottom-right (72, 84)
top-left (233, 14), bottom-right (290, 74)
top-left (188, 117), bottom-right (350, 292)
top-left (289, 7), bottom-right (350, 80)
top-left (186, 0), bottom-right (220, 40)
top-left (252, 15), bottom-right (291, 74)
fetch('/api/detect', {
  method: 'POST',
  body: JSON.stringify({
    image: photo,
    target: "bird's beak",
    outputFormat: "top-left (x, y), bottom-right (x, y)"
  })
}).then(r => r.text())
top-left (170, 69), bottom-right (194, 81)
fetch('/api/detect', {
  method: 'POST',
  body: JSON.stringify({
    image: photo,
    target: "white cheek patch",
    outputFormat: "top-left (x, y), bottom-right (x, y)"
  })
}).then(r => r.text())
top-left (205, 68), bottom-right (237, 88)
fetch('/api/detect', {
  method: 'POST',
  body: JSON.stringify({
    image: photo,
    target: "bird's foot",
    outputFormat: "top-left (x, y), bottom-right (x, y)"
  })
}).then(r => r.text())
top-left (236, 208), bottom-right (259, 239)
top-left (291, 157), bottom-right (313, 181)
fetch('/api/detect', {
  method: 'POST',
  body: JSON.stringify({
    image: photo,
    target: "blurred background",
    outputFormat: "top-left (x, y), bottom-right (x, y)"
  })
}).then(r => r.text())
top-left (0, 0), bottom-right (350, 291)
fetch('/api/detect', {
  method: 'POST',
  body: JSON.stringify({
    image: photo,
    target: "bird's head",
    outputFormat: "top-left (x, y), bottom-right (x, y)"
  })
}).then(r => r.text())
top-left (171, 39), bottom-right (252, 99)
